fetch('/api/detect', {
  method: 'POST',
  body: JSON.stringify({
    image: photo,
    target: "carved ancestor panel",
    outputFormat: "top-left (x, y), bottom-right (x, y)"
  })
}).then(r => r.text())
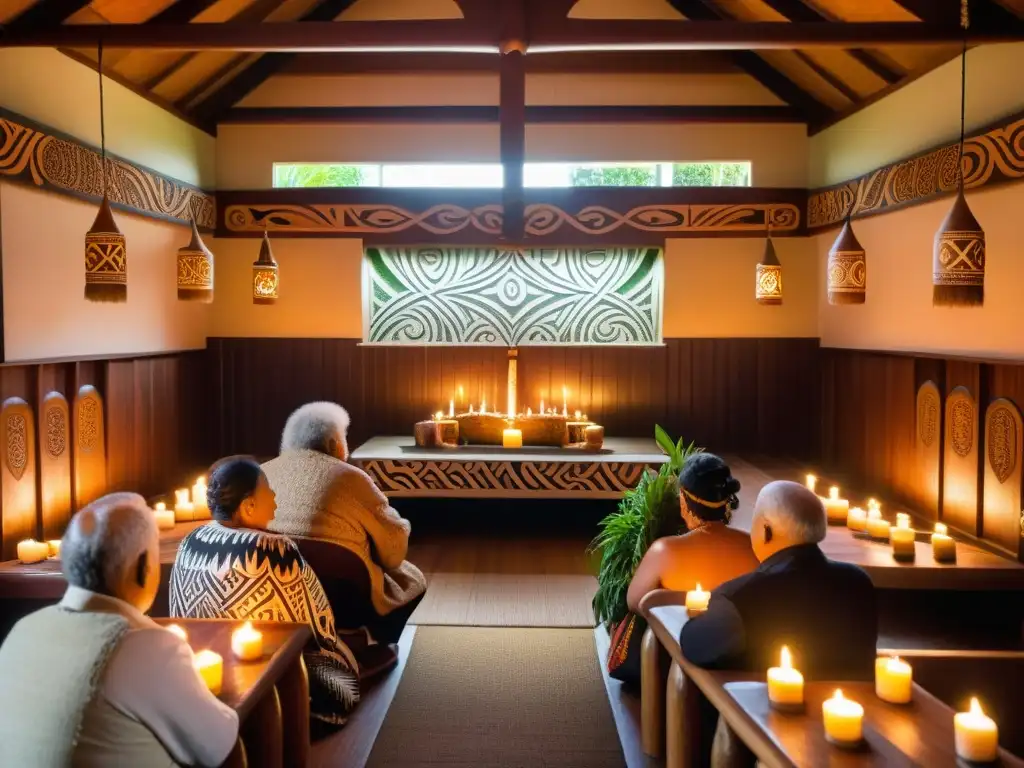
top-left (361, 458), bottom-right (649, 498)
top-left (0, 109), bottom-right (215, 228)
top-left (809, 111), bottom-right (1024, 229)
top-left (38, 392), bottom-right (73, 539)
top-left (915, 381), bottom-right (942, 520)
top-left (943, 386), bottom-right (980, 535)
top-left (73, 385), bottom-right (107, 509)
top-left (1, 398), bottom-right (38, 561)
top-left (983, 398), bottom-right (1023, 557)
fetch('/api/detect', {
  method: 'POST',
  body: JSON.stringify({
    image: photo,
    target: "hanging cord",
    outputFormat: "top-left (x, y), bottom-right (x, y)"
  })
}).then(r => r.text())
top-left (98, 40), bottom-right (107, 198)
top-left (958, 0), bottom-right (968, 191)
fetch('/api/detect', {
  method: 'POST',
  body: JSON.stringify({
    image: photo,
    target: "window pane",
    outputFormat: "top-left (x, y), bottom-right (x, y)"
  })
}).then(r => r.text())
top-left (380, 164), bottom-right (503, 188)
top-left (523, 162), bottom-right (751, 187)
top-left (273, 164), bottom-right (377, 188)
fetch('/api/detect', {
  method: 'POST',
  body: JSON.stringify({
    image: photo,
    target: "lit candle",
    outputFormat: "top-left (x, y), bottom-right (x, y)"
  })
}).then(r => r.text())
top-left (449, 399), bottom-right (455, 418)
top-left (865, 508), bottom-right (890, 540)
top-left (434, 411), bottom-right (443, 421)
top-left (823, 486), bottom-right (849, 525)
top-left (469, 404), bottom-right (475, 414)
top-left (894, 512), bottom-right (910, 530)
top-left (174, 488), bottom-right (194, 523)
top-left (822, 689), bottom-right (864, 745)
top-left (875, 656), bottom-right (913, 704)
top-left (575, 410), bottom-right (582, 420)
top-left (805, 474), bottom-right (817, 494)
top-left (193, 649), bottom-right (223, 695)
top-left (231, 621), bottom-right (264, 662)
top-left (539, 398), bottom-right (545, 414)
top-left (932, 523), bottom-right (957, 562)
top-left (867, 498), bottom-right (879, 512)
top-left (527, 407), bottom-right (533, 417)
top-left (481, 398), bottom-right (487, 413)
top-left (847, 507), bottom-right (867, 532)
top-left (502, 428), bottom-right (523, 449)
top-left (154, 502), bottom-right (175, 531)
top-left (767, 646), bottom-right (804, 709)
top-left (954, 698), bottom-right (999, 763)
top-left (191, 476), bottom-right (209, 520)
top-left (685, 583), bottom-right (710, 616)
top-left (562, 386), bottom-right (568, 415)
top-left (890, 516), bottom-right (916, 561)
top-left (166, 623), bottom-right (189, 642)
top-left (47, 540), bottom-right (61, 558)
top-left (16, 539), bottom-right (49, 564)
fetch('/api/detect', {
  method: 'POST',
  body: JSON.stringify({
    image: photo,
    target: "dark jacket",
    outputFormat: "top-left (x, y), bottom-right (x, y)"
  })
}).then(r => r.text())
top-left (678, 543), bottom-right (877, 680)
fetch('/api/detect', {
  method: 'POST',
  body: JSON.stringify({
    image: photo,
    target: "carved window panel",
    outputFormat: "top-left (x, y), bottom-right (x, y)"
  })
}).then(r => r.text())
top-left (73, 385), bottom-right (107, 510)
top-left (942, 386), bottom-right (979, 536)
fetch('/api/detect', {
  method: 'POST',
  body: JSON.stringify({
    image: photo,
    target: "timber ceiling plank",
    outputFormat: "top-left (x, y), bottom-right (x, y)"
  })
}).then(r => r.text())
top-left (147, 0), bottom-right (224, 23)
top-left (5, 0), bottom-right (92, 29)
top-left (893, 0), bottom-right (1022, 25)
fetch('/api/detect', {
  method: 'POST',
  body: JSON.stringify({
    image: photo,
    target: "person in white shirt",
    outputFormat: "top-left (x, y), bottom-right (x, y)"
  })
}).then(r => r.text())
top-left (0, 492), bottom-right (239, 767)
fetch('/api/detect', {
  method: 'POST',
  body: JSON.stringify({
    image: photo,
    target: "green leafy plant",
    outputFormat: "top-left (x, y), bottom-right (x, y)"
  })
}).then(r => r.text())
top-left (589, 426), bottom-right (703, 628)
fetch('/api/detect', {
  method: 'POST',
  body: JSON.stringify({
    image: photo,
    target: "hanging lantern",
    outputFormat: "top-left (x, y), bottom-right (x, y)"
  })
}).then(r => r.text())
top-left (84, 196), bottom-right (127, 302)
top-left (755, 235), bottom-right (782, 305)
top-left (827, 217), bottom-right (866, 304)
top-left (934, 1), bottom-right (984, 307)
top-left (252, 232), bottom-right (279, 304)
top-left (84, 42), bottom-right (126, 303)
top-left (177, 220), bottom-right (214, 302)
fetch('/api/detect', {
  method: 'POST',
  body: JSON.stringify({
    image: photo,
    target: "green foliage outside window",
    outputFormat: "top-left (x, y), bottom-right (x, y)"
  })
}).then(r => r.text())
top-left (570, 165), bottom-right (657, 187)
top-left (273, 164), bottom-right (364, 188)
top-left (672, 162), bottom-right (750, 187)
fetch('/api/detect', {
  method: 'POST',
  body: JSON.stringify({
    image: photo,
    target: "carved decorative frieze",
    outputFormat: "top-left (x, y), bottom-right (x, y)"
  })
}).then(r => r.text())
top-left (917, 382), bottom-right (940, 449)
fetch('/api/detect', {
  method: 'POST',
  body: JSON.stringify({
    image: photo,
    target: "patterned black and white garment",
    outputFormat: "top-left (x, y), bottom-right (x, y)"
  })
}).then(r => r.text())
top-left (169, 523), bottom-right (360, 724)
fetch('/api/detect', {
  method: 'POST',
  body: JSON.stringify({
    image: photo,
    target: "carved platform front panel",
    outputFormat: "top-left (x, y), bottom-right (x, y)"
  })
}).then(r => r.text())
top-left (915, 380), bottom-right (942, 521)
top-left (943, 386), bottom-right (979, 535)
top-left (983, 398), bottom-right (1024, 558)
top-left (362, 458), bottom-right (649, 498)
top-left (73, 385), bottom-right (107, 509)
top-left (1, 397), bottom-right (37, 561)
top-left (38, 392), bottom-right (73, 539)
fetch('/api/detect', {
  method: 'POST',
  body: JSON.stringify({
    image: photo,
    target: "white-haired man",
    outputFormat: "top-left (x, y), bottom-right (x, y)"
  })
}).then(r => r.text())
top-left (0, 493), bottom-right (238, 767)
top-left (679, 480), bottom-right (877, 678)
top-left (263, 401), bottom-right (426, 646)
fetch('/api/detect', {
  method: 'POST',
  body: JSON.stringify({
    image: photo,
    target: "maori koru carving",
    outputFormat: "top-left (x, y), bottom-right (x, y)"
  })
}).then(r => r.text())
top-left (361, 459), bottom-right (648, 496)
top-left (987, 405), bottom-right (1018, 484)
top-left (78, 397), bottom-right (99, 453)
top-left (5, 413), bottom-right (27, 480)
top-left (917, 387), bottom-right (939, 448)
top-left (949, 398), bottom-right (975, 458)
top-left (45, 406), bottom-right (67, 459)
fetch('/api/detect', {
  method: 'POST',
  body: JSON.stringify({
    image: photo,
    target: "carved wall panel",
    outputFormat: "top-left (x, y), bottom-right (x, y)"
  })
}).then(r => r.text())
top-left (1, 397), bottom-right (37, 561)
top-left (915, 380), bottom-right (942, 520)
top-left (38, 392), bottom-right (73, 539)
top-left (73, 385), bottom-right (107, 510)
top-left (983, 398), bottom-right (1023, 557)
top-left (943, 386), bottom-right (980, 535)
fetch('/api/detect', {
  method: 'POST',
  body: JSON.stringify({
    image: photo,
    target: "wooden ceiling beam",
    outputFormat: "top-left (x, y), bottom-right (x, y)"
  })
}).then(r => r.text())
top-left (5, 20), bottom-right (1024, 51)
top-left (147, 0), bottom-right (222, 24)
top-left (893, 0), bottom-right (1021, 27)
top-left (500, 1), bottom-right (526, 240)
top-left (5, 0), bottom-right (93, 30)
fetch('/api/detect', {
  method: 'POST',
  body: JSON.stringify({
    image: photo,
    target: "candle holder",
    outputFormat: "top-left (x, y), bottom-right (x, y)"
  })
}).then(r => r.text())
top-left (824, 734), bottom-right (866, 750)
top-left (769, 700), bottom-right (806, 714)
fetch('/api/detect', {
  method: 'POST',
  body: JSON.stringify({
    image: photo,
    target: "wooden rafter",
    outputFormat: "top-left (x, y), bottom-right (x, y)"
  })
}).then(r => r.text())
top-left (892, 0), bottom-right (1021, 27)
top-left (499, 0), bottom-right (526, 240)
top-left (147, 0), bottom-right (223, 24)
top-left (5, 0), bottom-right (92, 30)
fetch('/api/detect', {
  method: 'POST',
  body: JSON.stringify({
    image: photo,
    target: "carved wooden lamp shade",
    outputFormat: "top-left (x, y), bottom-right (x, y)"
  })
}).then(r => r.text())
top-left (252, 232), bottom-right (279, 304)
top-left (84, 42), bottom-right (126, 303)
top-left (934, 0), bottom-right (985, 307)
top-left (755, 235), bottom-right (782, 305)
top-left (827, 217), bottom-right (866, 304)
top-left (177, 220), bottom-right (214, 302)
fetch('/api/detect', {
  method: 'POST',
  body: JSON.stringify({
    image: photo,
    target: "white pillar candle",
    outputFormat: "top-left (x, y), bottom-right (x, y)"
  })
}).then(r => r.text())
top-left (174, 488), bottom-right (194, 523)
top-left (767, 646), bottom-right (804, 708)
top-left (823, 486), bottom-right (849, 524)
top-left (890, 518), bottom-right (916, 561)
top-left (822, 689), bottom-right (864, 745)
top-left (847, 507), bottom-right (867, 532)
top-left (16, 539), bottom-right (49, 564)
top-left (166, 623), bottom-right (189, 642)
top-left (865, 509), bottom-right (890, 540)
top-left (502, 428), bottom-right (523, 449)
top-left (932, 523), bottom-right (957, 562)
top-left (193, 649), bottom-right (223, 695)
top-left (154, 502), bottom-right (176, 531)
top-left (47, 540), bottom-right (61, 558)
top-left (449, 399), bottom-right (455, 418)
top-left (191, 477), bottom-right (209, 519)
top-left (954, 698), bottom-right (999, 763)
top-left (875, 656), bottom-right (913, 704)
top-left (685, 584), bottom-right (710, 616)
top-left (231, 621), bottom-right (264, 662)
top-left (805, 474), bottom-right (817, 494)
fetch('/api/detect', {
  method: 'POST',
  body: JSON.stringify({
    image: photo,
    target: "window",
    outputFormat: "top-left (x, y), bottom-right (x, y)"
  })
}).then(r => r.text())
top-left (273, 162), bottom-right (751, 188)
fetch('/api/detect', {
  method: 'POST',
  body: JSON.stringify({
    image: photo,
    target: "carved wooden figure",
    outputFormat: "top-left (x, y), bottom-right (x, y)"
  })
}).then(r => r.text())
top-left (38, 392), bottom-right (73, 540)
top-left (916, 381), bottom-right (942, 520)
top-left (1, 397), bottom-right (38, 561)
top-left (73, 385), bottom-right (107, 510)
top-left (942, 386), bottom-right (979, 536)
top-left (983, 398), bottom-right (1024, 559)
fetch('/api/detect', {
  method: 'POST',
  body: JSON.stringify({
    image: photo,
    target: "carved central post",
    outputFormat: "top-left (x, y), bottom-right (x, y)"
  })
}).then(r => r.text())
top-left (507, 347), bottom-right (518, 418)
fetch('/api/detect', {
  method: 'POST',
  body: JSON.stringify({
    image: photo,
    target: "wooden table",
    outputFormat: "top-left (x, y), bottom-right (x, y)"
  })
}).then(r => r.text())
top-left (641, 603), bottom-right (1024, 768)
top-left (351, 435), bottom-right (667, 499)
top-left (154, 619), bottom-right (312, 768)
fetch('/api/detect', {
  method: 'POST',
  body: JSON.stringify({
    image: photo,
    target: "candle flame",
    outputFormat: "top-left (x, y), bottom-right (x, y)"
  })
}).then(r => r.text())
top-left (527, 407), bottom-right (533, 416)
top-left (935, 523), bottom-right (948, 535)
top-left (805, 474), bottom-right (816, 491)
top-left (540, 399), bottom-right (545, 413)
top-left (833, 688), bottom-right (844, 701)
top-left (695, 583), bottom-right (703, 593)
top-left (434, 411), bottom-right (443, 421)
top-left (780, 646), bottom-right (792, 669)
top-left (449, 400), bottom-right (454, 418)
top-left (829, 486), bottom-right (839, 500)
top-left (196, 476), bottom-right (206, 485)
top-left (481, 398), bottom-right (487, 413)
top-left (868, 498), bottom-right (879, 510)
top-left (969, 697), bottom-right (983, 716)
top-left (868, 508), bottom-right (882, 520)
top-left (575, 410), bottom-right (582, 420)
top-left (155, 502), bottom-right (166, 511)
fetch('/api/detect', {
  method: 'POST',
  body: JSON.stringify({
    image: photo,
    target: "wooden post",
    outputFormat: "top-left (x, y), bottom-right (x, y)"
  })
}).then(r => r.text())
top-left (641, 626), bottom-right (665, 756)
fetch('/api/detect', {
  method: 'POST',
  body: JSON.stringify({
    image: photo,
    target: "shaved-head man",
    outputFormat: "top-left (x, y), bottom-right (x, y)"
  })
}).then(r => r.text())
top-left (679, 480), bottom-right (877, 677)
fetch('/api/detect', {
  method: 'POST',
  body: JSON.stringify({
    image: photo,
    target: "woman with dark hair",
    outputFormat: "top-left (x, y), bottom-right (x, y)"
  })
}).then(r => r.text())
top-left (626, 453), bottom-right (758, 613)
top-left (169, 456), bottom-right (360, 725)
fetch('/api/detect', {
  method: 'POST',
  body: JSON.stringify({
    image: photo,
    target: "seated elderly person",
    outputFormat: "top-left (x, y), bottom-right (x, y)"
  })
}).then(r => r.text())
top-left (0, 493), bottom-right (238, 767)
top-left (262, 402), bottom-right (427, 645)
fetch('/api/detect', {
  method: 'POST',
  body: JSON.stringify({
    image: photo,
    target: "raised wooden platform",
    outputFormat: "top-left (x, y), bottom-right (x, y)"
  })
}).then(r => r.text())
top-left (351, 436), bottom-right (667, 499)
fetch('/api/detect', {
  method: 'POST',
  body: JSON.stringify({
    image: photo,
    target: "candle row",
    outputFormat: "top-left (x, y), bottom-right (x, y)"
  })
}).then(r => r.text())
top-left (765, 646), bottom-right (998, 760)
top-left (446, 386), bottom-right (577, 419)
top-left (165, 621), bottom-right (264, 697)
top-left (15, 539), bottom-right (61, 563)
top-left (805, 475), bottom-right (956, 563)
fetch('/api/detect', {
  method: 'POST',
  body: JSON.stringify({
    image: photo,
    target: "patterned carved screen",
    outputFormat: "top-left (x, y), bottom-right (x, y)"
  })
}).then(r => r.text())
top-left (364, 246), bottom-right (663, 345)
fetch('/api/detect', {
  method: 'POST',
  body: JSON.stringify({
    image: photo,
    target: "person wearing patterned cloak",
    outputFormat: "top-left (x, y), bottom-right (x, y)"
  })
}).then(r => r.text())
top-left (169, 456), bottom-right (360, 725)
